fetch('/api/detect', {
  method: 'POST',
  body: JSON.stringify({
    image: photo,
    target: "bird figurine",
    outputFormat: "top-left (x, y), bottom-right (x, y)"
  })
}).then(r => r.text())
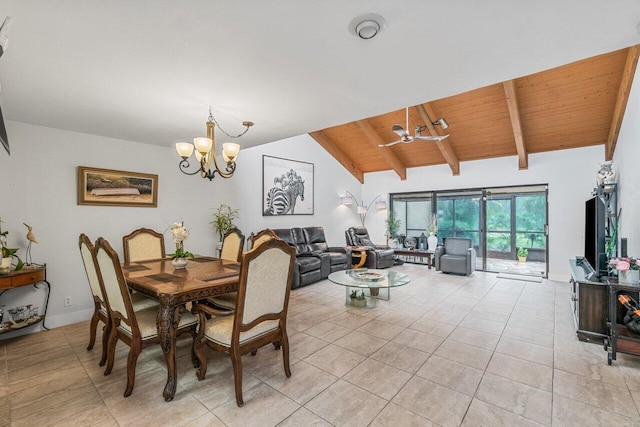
top-left (23, 223), bottom-right (37, 266)
top-left (23, 223), bottom-right (38, 243)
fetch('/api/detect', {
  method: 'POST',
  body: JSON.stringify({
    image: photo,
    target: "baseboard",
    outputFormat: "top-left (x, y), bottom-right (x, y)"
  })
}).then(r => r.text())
top-left (45, 309), bottom-right (93, 329)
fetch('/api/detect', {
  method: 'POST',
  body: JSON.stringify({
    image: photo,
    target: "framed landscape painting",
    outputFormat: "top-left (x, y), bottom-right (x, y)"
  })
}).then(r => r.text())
top-left (77, 166), bottom-right (158, 207)
top-left (262, 155), bottom-right (314, 215)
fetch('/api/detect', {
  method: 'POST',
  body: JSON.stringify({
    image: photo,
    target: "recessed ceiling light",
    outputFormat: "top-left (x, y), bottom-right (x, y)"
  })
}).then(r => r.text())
top-left (349, 13), bottom-right (387, 40)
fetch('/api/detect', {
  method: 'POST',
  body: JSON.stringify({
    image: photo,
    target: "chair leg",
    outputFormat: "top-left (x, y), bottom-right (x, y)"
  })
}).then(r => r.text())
top-left (87, 310), bottom-right (99, 351)
top-left (104, 324), bottom-right (118, 376)
top-left (124, 345), bottom-right (141, 397)
top-left (230, 348), bottom-right (244, 407)
top-left (194, 339), bottom-right (208, 380)
top-left (281, 331), bottom-right (291, 378)
top-left (99, 321), bottom-right (110, 366)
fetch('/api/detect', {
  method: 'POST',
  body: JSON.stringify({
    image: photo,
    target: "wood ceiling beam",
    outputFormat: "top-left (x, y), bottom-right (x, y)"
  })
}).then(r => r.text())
top-left (309, 131), bottom-right (364, 183)
top-left (416, 103), bottom-right (460, 175)
top-left (605, 45), bottom-right (640, 161)
top-left (503, 80), bottom-right (528, 170)
top-left (354, 119), bottom-right (407, 180)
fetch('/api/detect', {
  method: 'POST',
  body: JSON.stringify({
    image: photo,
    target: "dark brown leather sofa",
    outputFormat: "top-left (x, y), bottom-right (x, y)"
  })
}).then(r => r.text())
top-left (272, 227), bottom-right (351, 288)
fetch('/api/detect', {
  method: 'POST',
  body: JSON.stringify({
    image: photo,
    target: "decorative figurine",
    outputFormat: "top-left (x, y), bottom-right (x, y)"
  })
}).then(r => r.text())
top-left (23, 222), bottom-right (38, 265)
top-left (596, 161), bottom-right (616, 185)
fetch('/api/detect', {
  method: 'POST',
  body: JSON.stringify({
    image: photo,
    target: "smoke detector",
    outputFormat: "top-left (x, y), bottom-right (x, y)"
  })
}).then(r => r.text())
top-left (349, 14), bottom-right (387, 40)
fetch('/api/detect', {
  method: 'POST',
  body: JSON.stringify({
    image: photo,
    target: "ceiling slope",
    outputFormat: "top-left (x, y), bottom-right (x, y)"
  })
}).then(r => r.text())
top-left (311, 46), bottom-right (640, 181)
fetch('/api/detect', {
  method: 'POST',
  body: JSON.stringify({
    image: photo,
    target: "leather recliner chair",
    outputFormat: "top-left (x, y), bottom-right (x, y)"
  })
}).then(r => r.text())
top-left (434, 237), bottom-right (476, 275)
top-left (345, 226), bottom-right (395, 269)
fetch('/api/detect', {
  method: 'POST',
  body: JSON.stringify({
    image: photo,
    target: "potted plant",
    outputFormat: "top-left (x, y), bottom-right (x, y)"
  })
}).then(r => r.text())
top-left (386, 210), bottom-right (401, 248)
top-left (0, 217), bottom-right (24, 272)
top-left (211, 204), bottom-right (239, 242)
top-left (349, 289), bottom-right (367, 308)
top-left (517, 247), bottom-right (528, 262)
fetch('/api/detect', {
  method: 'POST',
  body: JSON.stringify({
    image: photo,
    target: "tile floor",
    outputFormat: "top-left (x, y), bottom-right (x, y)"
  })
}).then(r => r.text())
top-left (2, 263), bottom-right (640, 426)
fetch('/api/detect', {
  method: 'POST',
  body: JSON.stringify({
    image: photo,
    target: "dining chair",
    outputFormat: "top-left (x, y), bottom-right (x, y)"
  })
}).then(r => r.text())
top-left (94, 237), bottom-right (198, 397)
top-left (192, 238), bottom-right (296, 407)
top-left (248, 228), bottom-right (278, 250)
top-left (78, 234), bottom-right (110, 366)
top-left (209, 228), bottom-right (277, 311)
top-left (220, 227), bottom-right (245, 262)
top-left (79, 234), bottom-right (159, 367)
top-left (122, 227), bottom-right (165, 263)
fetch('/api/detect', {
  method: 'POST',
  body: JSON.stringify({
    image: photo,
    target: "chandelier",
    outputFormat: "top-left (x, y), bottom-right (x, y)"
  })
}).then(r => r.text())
top-left (175, 108), bottom-right (253, 181)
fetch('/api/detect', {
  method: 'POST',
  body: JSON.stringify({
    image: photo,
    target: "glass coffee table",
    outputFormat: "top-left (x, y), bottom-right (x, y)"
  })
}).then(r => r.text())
top-left (328, 269), bottom-right (410, 309)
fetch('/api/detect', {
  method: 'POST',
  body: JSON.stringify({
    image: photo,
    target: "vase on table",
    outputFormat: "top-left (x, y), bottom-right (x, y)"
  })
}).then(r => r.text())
top-left (427, 233), bottom-right (438, 251)
top-left (171, 257), bottom-right (188, 269)
top-left (619, 270), bottom-right (640, 284)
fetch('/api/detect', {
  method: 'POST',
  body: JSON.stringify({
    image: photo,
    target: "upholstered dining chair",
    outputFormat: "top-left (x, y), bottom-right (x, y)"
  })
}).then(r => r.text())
top-left (220, 227), bottom-right (245, 262)
top-left (192, 238), bottom-right (296, 407)
top-left (79, 234), bottom-right (158, 367)
top-left (78, 234), bottom-right (111, 366)
top-left (248, 228), bottom-right (278, 250)
top-left (94, 237), bottom-right (198, 397)
top-left (209, 228), bottom-right (278, 311)
top-left (122, 227), bottom-right (165, 263)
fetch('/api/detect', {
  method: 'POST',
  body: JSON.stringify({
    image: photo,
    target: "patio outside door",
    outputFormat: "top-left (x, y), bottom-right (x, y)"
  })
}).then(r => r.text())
top-left (483, 186), bottom-right (548, 277)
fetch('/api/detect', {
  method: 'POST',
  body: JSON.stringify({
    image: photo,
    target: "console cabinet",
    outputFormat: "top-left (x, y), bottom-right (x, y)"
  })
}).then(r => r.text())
top-left (0, 265), bottom-right (50, 335)
top-left (569, 258), bottom-right (609, 342)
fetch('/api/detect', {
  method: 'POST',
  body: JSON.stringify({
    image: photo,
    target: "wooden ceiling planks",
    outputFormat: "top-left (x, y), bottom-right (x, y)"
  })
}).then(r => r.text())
top-left (310, 46), bottom-right (636, 180)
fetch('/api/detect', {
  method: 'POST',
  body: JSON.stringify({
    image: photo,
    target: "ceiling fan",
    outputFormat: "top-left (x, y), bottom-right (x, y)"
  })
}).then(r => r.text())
top-left (378, 107), bottom-right (449, 147)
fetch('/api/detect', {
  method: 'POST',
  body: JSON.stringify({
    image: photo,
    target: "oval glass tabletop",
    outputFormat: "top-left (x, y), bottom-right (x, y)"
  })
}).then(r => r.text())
top-left (328, 268), bottom-right (410, 289)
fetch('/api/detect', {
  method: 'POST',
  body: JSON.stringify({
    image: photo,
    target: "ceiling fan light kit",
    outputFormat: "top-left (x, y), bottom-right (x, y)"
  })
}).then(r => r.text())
top-left (349, 13), bottom-right (387, 40)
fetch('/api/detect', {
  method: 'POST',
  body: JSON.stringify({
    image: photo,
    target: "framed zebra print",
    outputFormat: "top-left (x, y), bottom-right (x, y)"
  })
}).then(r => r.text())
top-left (262, 155), bottom-right (314, 215)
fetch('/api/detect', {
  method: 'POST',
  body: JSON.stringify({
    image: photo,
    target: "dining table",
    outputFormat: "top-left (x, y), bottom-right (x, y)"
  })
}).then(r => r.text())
top-left (122, 256), bottom-right (240, 401)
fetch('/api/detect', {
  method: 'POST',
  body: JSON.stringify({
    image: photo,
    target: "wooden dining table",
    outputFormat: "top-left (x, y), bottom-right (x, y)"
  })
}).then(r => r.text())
top-left (122, 256), bottom-right (240, 401)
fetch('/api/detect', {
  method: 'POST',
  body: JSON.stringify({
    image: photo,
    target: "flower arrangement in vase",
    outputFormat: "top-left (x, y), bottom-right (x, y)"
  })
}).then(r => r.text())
top-left (609, 257), bottom-right (640, 284)
top-left (168, 222), bottom-right (194, 269)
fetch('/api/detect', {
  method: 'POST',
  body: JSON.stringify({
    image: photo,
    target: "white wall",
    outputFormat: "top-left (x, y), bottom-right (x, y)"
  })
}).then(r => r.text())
top-left (362, 146), bottom-right (605, 280)
top-left (229, 133), bottom-right (362, 247)
top-left (612, 64), bottom-right (640, 257)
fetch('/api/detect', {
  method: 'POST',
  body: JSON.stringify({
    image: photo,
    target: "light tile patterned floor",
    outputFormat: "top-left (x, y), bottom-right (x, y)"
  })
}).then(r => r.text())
top-left (2, 263), bottom-right (640, 426)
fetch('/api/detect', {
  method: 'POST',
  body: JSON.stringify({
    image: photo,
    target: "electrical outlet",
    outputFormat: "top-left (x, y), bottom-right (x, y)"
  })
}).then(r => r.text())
top-left (64, 296), bottom-right (71, 307)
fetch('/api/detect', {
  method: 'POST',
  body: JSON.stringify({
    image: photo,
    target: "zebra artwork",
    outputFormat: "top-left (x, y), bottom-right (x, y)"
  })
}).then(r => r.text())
top-left (264, 169), bottom-right (305, 215)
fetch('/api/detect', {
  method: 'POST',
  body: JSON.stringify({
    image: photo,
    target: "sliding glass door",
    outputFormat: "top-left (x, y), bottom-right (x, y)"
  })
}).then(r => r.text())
top-left (436, 191), bottom-right (483, 270)
top-left (390, 184), bottom-right (548, 277)
top-left (483, 186), bottom-right (548, 277)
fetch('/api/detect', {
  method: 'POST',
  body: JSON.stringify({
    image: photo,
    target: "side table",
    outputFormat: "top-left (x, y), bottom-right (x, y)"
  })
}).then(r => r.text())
top-left (0, 265), bottom-right (50, 335)
top-left (347, 246), bottom-right (370, 268)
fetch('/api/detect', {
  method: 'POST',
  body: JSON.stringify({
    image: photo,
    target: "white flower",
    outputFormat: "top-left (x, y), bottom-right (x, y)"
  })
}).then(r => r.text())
top-left (170, 222), bottom-right (189, 244)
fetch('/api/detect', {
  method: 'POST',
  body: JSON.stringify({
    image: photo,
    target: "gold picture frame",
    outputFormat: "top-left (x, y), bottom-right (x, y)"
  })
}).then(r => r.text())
top-left (77, 166), bottom-right (158, 207)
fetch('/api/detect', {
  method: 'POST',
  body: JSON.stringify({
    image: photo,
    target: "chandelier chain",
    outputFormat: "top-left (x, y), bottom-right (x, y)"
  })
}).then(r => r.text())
top-left (208, 107), bottom-right (252, 139)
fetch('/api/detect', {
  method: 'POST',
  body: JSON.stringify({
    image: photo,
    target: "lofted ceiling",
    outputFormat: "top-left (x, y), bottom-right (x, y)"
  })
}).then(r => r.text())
top-left (311, 46), bottom-right (639, 182)
top-left (0, 1), bottom-right (639, 164)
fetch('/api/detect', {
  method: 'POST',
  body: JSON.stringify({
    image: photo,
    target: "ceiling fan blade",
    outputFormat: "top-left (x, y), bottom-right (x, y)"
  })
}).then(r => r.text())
top-left (391, 124), bottom-right (407, 137)
top-left (414, 134), bottom-right (450, 141)
top-left (378, 139), bottom-right (403, 147)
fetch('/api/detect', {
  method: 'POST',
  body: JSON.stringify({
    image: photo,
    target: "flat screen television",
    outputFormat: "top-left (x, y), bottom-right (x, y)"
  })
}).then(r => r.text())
top-left (585, 196), bottom-right (607, 276)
